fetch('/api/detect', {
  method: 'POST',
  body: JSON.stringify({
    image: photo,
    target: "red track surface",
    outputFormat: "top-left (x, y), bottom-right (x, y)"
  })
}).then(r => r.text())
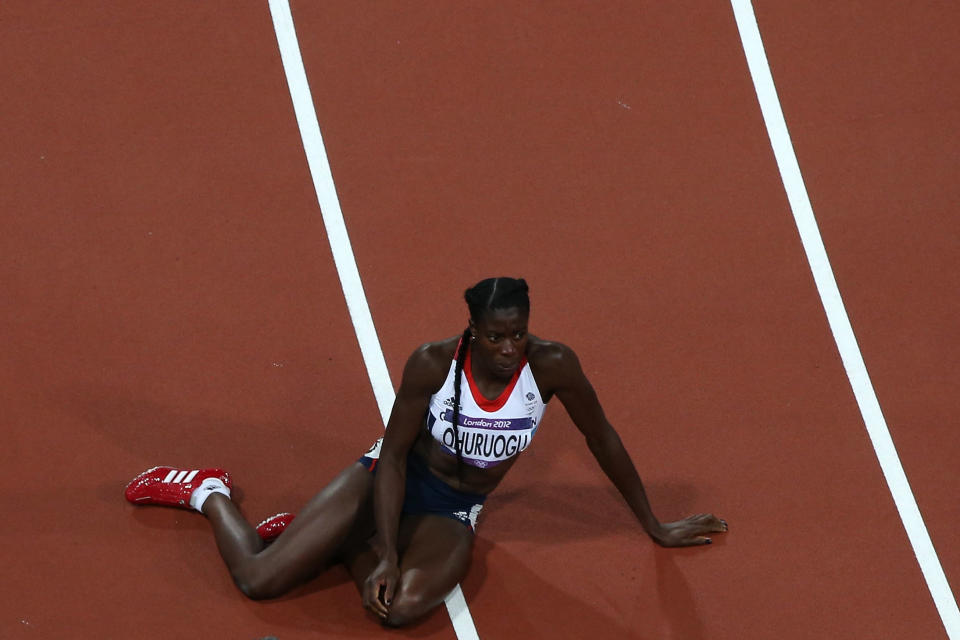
top-left (2, 2), bottom-right (957, 638)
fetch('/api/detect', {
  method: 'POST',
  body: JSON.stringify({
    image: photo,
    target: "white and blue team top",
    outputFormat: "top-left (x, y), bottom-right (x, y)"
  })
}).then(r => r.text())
top-left (425, 346), bottom-right (547, 468)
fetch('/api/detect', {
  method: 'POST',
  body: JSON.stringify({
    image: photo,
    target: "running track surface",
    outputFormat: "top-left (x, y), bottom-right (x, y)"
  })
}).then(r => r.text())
top-left (2, 2), bottom-right (958, 638)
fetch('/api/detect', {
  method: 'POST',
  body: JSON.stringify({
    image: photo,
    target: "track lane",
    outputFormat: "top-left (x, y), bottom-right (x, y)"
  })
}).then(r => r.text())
top-left (1, 2), bottom-right (403, 638)
top-left (289, 1), bottom-right (947, 637)
top-left (2, 0), bottom-right (952, 638)
top-left (752, 0), bottom-right (960, 630)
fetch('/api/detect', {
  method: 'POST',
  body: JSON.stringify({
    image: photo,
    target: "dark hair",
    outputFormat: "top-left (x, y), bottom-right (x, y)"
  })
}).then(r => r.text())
top-left (450, 278), bottom-right (530, 473)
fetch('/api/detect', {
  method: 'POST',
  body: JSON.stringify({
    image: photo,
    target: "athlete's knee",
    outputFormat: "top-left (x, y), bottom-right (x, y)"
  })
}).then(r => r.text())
top-left (231, 563), bottom-right (285, 601)
top-left (383, 591), bottom-right (431, 628)
top-left (233, 573), bottom-right (276, 601)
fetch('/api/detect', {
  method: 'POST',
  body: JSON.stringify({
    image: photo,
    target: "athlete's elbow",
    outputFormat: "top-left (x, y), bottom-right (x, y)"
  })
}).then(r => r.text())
top-left (585, 427), bottom-right (624, 460)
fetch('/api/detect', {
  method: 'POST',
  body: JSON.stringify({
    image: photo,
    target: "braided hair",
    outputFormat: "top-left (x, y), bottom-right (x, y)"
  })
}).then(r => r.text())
top-left (449, 277), bottom-right (530, 472)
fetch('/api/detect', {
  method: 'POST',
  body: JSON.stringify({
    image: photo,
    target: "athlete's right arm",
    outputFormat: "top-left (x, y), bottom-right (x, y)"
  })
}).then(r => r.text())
top-left (363, 343), bottom-right (447, 621)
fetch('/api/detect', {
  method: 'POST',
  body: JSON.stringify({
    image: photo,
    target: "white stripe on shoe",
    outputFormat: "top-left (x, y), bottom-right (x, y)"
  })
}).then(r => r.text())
top-left (158, 469), bottom-right (202, 484)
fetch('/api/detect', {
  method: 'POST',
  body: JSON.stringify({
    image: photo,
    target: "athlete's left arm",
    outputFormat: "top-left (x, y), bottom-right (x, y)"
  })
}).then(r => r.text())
top-left (544, 343), bottom-right (727, 547)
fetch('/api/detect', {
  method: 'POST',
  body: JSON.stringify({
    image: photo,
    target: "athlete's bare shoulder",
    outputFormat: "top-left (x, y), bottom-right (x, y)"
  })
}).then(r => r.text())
top-left (526, 335), bottom-right (578, 366)
top-left (526, 336), bottom-right (582, 399)
top-left (411, 335), bottom-right (460, 365)
top-left (400, 336), bottom-right (460, 394)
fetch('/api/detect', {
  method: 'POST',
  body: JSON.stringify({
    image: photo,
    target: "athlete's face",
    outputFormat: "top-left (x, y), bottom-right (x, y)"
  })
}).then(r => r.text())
top-left (469, 307), bottom-right (529, 380)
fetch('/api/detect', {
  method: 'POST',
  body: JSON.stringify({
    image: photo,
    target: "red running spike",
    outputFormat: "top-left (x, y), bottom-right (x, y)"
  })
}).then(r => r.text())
top-left (256, 512), bottom-right (295, 542)
top-left (124, 466), bottom-right (232, 508)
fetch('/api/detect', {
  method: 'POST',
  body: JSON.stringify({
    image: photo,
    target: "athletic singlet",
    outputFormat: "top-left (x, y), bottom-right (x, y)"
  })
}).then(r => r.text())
top-left (425, 345), bottom-right (547, 468)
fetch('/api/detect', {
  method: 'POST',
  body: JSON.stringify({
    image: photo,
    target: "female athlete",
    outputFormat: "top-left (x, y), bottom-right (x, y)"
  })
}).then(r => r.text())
top-left (125, 276), bottom-right (727, 627)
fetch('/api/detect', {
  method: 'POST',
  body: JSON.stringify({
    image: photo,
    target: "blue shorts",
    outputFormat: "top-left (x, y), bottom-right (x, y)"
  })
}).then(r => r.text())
top-left (359, 451), bottom-right (486, 533)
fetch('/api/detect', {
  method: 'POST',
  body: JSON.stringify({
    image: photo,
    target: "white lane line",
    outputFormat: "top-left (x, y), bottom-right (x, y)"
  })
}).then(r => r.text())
top-left (267, 0), bottom-right (393, 424)
top-left (730, 1), bottom-right (960, 637)
top-left (266, 2), bottom-right (481, 638)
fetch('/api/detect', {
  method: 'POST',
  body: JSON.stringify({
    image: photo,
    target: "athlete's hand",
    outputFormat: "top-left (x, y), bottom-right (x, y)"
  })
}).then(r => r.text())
top-left (363, 558), bottom-right (401, 620)
top-left (650, 513), bottom-right (728, 547)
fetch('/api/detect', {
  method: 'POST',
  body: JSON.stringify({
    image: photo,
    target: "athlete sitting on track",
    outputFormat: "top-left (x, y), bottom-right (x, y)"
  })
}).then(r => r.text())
top-left (125, 277), bottom-right (727, 627)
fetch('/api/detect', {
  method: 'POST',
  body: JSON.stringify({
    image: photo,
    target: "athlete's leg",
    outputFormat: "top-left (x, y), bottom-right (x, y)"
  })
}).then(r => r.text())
top-left (203, 461), bottom-right (375, 600)
top-left (387, 515), bottom-right (474, 626)
top-left (343, 514), bottom-right (474, 627)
